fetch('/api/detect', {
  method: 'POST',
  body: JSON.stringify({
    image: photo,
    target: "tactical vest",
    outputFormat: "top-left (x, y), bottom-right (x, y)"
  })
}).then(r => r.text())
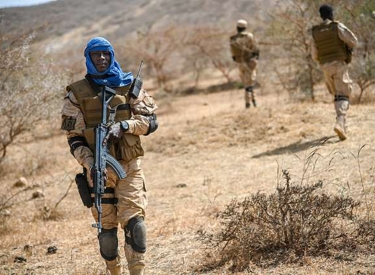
top-left (312, 22), bottom-right (348, 64)
top-left (67, 79), bottom-right (144, 162)
top-left (230, 32), bottom-right (255, 63)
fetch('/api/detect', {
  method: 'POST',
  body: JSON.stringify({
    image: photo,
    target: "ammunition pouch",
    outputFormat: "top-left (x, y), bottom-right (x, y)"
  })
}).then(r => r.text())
top-left (75, 173), bottom-right (93, 208)
top-left (117, 134), bottom-right (144, 162)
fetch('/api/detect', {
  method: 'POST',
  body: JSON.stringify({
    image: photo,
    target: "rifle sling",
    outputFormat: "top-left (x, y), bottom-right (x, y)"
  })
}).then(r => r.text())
top-left (92, 197), bottom-right (118, 205)
top-left (90, 187), bottom-right (115, 193)
top-left (85, 74), bottom-right (102, 95)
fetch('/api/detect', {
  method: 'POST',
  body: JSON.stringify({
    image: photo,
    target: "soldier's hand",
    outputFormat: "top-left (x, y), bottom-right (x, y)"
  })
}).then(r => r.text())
top-left (103, 122), bottom-right (124, 146)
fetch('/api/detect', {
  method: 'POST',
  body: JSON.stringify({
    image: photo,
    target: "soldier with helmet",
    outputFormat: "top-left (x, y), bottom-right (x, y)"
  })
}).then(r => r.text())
top-left (230, 19), bottom-right (260, 108)
top-left (61, 37), bottom-right (158, 275)
top-left (311, 4), bottom-right (357, 141)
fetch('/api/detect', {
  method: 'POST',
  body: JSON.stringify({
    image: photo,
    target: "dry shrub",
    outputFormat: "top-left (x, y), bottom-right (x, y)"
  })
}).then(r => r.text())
top-left (197, 170), bottom-right (375, 272)
top-left (0, 27), bottom-right (72, 173)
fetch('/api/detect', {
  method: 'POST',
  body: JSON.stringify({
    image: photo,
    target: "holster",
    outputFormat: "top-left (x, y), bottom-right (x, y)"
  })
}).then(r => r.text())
top-left (75, 173), bottom-right (93, 208)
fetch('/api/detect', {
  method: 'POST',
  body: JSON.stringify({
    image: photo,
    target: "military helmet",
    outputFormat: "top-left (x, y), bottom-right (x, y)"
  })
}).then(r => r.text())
top-left (236, 19), bottom-right (248, 29)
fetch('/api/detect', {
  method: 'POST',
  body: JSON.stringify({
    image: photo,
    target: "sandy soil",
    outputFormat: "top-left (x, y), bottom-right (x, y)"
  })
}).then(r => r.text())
top-left (1, 85), bottom-right (375, 275)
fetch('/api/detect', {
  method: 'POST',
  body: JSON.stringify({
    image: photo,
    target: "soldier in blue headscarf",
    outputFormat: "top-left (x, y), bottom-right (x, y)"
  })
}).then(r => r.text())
top-left (61, 37), bottom-right (158, 275)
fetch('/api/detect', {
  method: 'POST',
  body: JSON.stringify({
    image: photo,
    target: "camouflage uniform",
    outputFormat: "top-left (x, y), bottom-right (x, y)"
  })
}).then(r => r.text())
top-left (61, 37), bottom-right (158, 275)
top-left (230, 19), bottom-right (259, 108)
top-left (311, 6), bottom-right (357, 140)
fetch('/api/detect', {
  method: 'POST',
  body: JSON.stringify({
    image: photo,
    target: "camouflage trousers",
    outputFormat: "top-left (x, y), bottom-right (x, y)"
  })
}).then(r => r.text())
top-left (238, 58), bottom-right (257, 88)
top-left (321, 60), bottom-right (353, 98)
top-left (90, 157), bottom-right (147, 229)
top-left (238, 59), bottom-right (257, 104)
top-left (90, 157), bottom-right (147, 273)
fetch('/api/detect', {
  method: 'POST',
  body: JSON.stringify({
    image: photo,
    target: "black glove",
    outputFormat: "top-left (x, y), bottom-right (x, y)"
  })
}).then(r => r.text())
top-left (103, 121), bottom-right (129, 145)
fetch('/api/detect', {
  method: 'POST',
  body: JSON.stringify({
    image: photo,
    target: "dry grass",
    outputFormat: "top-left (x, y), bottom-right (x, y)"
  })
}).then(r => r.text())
top-left (1, 84), bottom-right (375, 274)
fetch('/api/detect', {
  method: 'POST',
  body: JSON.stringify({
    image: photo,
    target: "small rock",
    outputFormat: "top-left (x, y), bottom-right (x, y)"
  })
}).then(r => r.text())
top-left (23, 245), bottom-right (33, 256)
top-left (176, 183), bottom-right (187, 188)
top-left (14, 256), bottom-right (26, 263)
top-left (31, 191), bottom-right (44, 199)
top-left (47, 246), bottom-right (57, 254)
top-left (0, 210), bottom-right (11, 217)
top-left (13, 177), bottom-right (28, 188)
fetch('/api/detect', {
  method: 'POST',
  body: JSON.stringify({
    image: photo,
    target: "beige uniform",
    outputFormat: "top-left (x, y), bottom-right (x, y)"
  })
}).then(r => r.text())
top-left (311, 19), bottom-right (357, 140)
top-left (61, 83), bottom-right (157, 274)
top-left (230, 31), bottom-right (259, 105)
top-left (311, 19), bottom-right (358, 98)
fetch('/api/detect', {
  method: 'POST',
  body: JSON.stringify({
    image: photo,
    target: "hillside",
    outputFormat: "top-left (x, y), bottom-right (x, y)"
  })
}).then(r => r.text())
top-left (0, 0), bottom-right (271, 43)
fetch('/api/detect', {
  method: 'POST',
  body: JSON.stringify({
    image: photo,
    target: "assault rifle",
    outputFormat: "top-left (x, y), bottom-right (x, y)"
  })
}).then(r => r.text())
top-left (92, 86), bottom-right (126, 234)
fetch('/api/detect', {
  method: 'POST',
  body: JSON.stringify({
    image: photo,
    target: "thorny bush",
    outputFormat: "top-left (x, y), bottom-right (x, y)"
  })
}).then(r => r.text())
top-left (0, 30), bottom-right (71, 170)
top-left (197, 170), bottom-right (375, 272)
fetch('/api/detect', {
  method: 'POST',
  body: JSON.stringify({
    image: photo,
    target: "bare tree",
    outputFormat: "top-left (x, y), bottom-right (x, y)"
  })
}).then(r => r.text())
top-left (184, 26), bottom-right (235, 84)
top-left (0, 28), bottom-right (70, 167)
top-left (341, 0), bottom-right (375, 103)
top-left (265, 0), bottom-right (375, 102)
top-left (265, 0), bottom-right (322, 101)
top-left (122, 26), bottom-right (180, 92)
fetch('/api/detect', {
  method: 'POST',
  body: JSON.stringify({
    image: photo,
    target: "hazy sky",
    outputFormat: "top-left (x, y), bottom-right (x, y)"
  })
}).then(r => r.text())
top-left (0, 0), bottom-right (56, 8)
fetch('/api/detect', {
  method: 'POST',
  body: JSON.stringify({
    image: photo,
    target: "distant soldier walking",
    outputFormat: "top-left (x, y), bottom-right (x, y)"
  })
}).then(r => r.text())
top-left (230, 19), bottom-right (260, 108)
top-left (311, 4), bottom-right (357, 140)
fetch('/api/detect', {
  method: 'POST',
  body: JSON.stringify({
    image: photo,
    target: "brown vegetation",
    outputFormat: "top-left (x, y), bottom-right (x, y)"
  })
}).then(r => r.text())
top-left (1, 0), bottom-right (375, 274)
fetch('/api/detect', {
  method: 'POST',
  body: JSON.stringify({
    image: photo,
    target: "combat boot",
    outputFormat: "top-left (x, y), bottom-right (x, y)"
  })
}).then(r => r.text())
top-left (105, 256), bottom-right (122, 275)
top-left (252, 99), bottom-right (257, 107)
top-left (334, 97), bottom-right (349, 141)
top-left (334, 115), bottom-right (347, 141)
top-left (245, 86), bottom-right (254, 109)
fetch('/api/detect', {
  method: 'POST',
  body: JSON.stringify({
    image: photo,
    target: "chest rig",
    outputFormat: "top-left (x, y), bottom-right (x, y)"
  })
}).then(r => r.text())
top-left (67, 78), bottom-right (144, 162)
top-left (312, 21), bottom-right (348, 64)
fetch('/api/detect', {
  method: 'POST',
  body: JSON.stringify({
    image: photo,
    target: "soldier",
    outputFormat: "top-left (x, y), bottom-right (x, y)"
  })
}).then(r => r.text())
top-left (230, 19), bottom-right (260, 108)
top-left (61, 37), bottom-right (158, 275)
top-left (311, 5), bottom-right (357, 141)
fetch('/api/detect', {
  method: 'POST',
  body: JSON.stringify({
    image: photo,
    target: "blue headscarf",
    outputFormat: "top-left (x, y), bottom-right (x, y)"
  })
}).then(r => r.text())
top-left (84, 37), bottom-right (133, 87)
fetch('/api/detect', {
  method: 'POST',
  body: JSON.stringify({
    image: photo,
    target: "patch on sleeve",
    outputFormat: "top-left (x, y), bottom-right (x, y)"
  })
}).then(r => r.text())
top-left (61, 117), bottom-right (77, 131)
top-left (144, 96), bottom-right (156, 108)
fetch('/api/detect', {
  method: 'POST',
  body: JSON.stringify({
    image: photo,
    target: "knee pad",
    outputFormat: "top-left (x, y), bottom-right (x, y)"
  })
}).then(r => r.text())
top-left (125, 216), bottom-right (146, 253)
top-left (334, 95), bottom-right (349, 102)
top-left (245, 86), bottom-right (253, 93)
top-left (98, 228), bottom-right (118, 261)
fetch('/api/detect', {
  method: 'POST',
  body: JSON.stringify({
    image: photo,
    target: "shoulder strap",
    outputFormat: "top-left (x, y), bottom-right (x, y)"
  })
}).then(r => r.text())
top-left (67, 79), bottom-right (96, 104)
top-left (85, 74), bottom-right (102, 95)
